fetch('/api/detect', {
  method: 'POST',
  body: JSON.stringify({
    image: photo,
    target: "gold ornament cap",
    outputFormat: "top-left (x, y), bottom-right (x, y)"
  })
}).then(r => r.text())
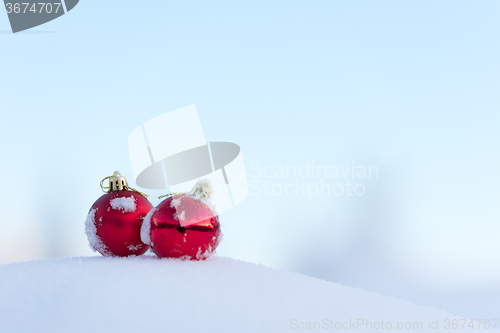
top-left (100, 171), bottom-right (128, 193)
top-left (189, 182), bottom-right (211, 200)
top-left (99, 171), bottom-right (149, 197)
top-left (109, 171), bottom-right (128, 192)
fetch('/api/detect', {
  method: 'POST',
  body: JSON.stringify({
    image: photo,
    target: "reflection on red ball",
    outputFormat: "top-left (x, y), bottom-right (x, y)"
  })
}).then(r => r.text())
top-left (148, 194), bottom-right (221, 260)
top-left (85, 190), bottom-right (152, 257)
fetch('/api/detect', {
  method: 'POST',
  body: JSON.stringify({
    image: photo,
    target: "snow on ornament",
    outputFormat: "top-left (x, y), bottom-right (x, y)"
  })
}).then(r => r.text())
top-left (141, 180), bottom-right (222, 260)
top-left (85, 171), bottom-right (153, 257)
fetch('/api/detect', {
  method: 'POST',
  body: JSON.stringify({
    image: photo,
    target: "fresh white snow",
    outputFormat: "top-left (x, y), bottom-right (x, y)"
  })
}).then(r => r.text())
top-left (127, 244), bottom-right (142, 251)
top-left (110, 196), bottom-right (137, 213)
top-left (84, 209), bottom-right (109, 255)
top-left (170, 197), bottom-right (182, 209)
top-left (140, 207), bottom-right (155, 246)
top-left (174, 210), bottom-right (186, 221)
top-left (0, 256), bottom-right (494, 333)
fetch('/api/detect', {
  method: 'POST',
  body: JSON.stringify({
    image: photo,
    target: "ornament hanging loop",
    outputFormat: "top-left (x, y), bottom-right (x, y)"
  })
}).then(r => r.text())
top-left (158, 182), bottom-right (211, 200)
top-left (100, 171), bottom-right (121, 193)
top-left (158, 192), bottom-right (184, 200)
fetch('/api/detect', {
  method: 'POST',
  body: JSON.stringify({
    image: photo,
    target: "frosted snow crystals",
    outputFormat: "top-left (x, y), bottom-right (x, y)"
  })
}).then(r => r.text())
top-left (110, 196), bottom-right (137, 213)
top-left (127, 244), bottom-right (142, 251)
top-left (195, 245), bottom-right (214, 260)
top-left (173, 210), bottom-right (186, 222)
top-left (140, 208), bottom-right (155, 245)
top-left (84, 209), bottom-right (110, 255)
top-left (170, 198), bottom-right (182, 209)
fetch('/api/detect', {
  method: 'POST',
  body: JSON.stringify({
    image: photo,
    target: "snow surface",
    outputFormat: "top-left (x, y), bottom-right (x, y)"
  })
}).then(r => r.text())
top-left (110, 196), bottom-right (136, 213)
top-left (0, 256), bottom-right (494, 333)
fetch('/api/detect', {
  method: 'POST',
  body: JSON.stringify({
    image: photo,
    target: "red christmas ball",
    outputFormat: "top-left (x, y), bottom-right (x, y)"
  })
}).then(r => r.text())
top-left (85, 190), bottom-right (152, 257)
top-left (142, 194), bottom-right (221, 260)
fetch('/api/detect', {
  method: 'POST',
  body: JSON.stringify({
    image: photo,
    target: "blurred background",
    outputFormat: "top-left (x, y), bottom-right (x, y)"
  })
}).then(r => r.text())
top-left (0, 0), bottom-right (498, 320)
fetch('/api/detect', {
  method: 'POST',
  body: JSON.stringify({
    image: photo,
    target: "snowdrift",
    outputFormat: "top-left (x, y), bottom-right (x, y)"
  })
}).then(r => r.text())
top-left (0, 256), bottom-right (492, 332)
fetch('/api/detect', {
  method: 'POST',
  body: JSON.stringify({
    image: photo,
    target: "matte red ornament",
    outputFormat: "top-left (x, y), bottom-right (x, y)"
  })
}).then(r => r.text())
top-left (144, 189), bottom-right (221, 260)
top-left (85, 171), bottom-right (152, 257)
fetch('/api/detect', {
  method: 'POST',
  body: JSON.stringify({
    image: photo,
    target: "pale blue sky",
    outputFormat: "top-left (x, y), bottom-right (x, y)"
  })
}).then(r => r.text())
top-left (0, 0), bottom-right (499, 318)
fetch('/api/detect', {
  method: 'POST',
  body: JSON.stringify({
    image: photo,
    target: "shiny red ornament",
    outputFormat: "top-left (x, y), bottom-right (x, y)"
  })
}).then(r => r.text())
top-left (144, 193), bottom-right (221, 260)
top-left (85, 172), bottom-right (152, 257)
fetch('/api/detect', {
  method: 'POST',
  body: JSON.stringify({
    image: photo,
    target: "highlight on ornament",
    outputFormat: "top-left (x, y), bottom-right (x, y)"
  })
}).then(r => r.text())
top-left (84, 172), bottom-right (222, 260)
